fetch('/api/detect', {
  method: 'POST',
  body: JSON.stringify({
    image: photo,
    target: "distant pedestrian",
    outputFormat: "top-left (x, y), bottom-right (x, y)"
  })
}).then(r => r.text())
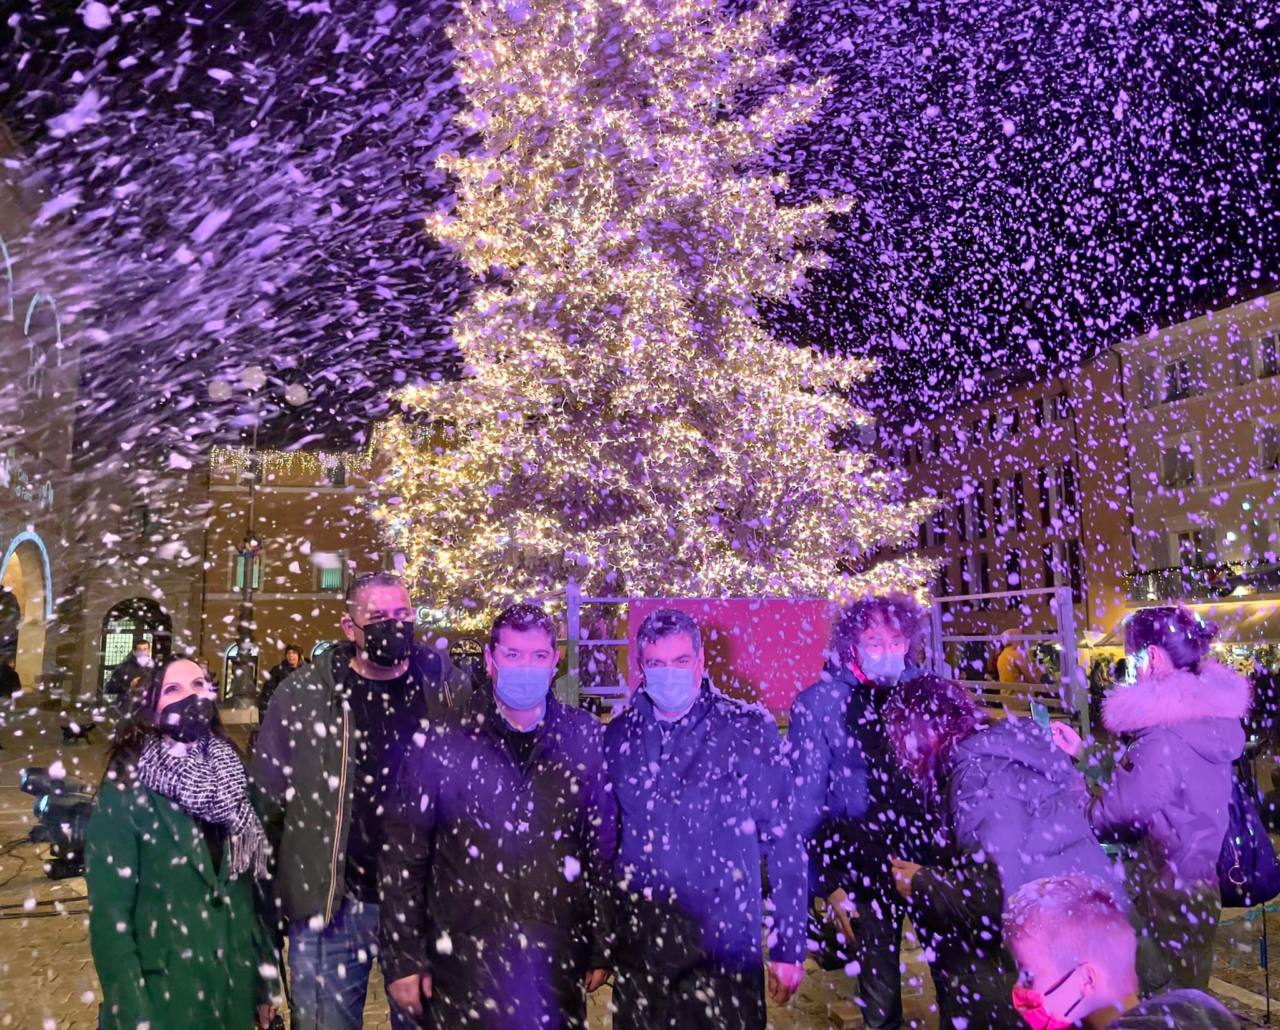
top-left (1057, 607), bottom-right (1249, 994)
top-left (997, 639), bottom-right (1039, 685)
top-left (0, 654), bottom-right (19, 697)
top-left (1005, 874), bottom-right (1238, 1029)
top-left (252, 572), bottom-right (469, 1029)
top-left (86, 657), bottom-right (279, 1029)
top-left (103, 639), bottom-right (152, 707)
top-left (379, 603), bottom-right (614, 1028)
top-left (606, 608), bottom-right (805, 1029)
top-left (258, 643), bottom-right (303, 724)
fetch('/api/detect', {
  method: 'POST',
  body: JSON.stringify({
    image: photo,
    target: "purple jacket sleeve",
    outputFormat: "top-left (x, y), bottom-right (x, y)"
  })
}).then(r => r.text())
top-left (1089, 731), bottom-right (1177, 842)
top-left (756, 718), bottom-right (807, 965)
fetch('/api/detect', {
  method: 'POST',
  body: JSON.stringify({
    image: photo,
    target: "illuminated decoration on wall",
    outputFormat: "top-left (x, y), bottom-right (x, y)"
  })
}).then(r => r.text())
top-left (0, 447), bottom-right (55, 513)
top-left (375, 0), bottom-right (935, 628)
top-left (211, 445), bottom-right (373, 480)
top-left (1, 531), bottom-right (54, 620)
top-left (0, 235), bottom-right (12, 322)
top-left (23, 292), bottom-right (62, 397)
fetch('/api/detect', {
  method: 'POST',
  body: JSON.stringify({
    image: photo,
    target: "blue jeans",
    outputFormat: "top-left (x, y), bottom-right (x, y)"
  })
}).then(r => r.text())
top-left (288, 896), bottom-right (419, 1030)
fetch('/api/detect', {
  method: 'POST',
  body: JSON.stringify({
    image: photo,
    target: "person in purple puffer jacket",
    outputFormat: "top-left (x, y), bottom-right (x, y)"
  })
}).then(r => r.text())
top-left (1065, 606), bottom-right (1251, 995)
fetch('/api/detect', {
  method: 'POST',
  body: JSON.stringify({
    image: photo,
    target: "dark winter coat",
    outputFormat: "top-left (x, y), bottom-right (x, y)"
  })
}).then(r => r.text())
top-left (1091, 661), bottom-right (1250, 889)
top-left (257, 658), bottom-right (302, 724)
top-left (251, 642), bottom-right (468, 929)
top-left (604, 682), bottom-right (805, 1022)
top-left (378, 690), bottom-right (615, 1029)
top-left (86, 777), bottom-right (276, 1030)
top-left (909, 718), bottom-right (1119, 1029)
top-left (104, 655), bottom-right (148, 699)
top-left (1110, 989), bottom-right (1239, 1029)
top-left (788, 666), bottom-right (959, 902)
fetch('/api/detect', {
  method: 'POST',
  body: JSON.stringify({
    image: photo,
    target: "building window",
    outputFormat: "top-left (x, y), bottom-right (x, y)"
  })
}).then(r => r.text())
top-left (1012, 472), bottom-right (1026, 531)
top-left (1160, 437), bottom-right (1197, 488)
top-left (318, 565), bottom-right (344, 591)
top-left (1060, 463), bottom-right (1077, 514)
top-left (935, 567), bottom-right (949, 598)
top-left (1162, 357), bottom-right (1199, 403)
top-left (1042, 544), bottom-right (1056, 589)
top-left (1051, 392), bottom-right (1071, 421)
top-left (1006, 550), bottom-right (1022, 608)
top-left (1259, 332), bottom-right (1280, 379)
top-left (991, 479), bottom-right (1004, 533)
top-left (232, 552), bottom-right (262, 591)
top-left (956, 499), bottom-right (968, 543)
top-left (1170, 529), bottom-right (1215, 569)
top-left (931, 506), bottom-right (947, 546)
top-left (974, 488), bottom-right (988, 540)
top-left (1260, 423), bottom-right (1280, 473)
top-left (1038, 467), bottom-right (1052, 526)
top-left (978, 553), bottom-right (992, 604)
top-left (326, 463), bottom-right (347, 487)
top-left (1067, 539), bottom-right (1084, 603)
top-left (918, 520), bottom-right (929, 549)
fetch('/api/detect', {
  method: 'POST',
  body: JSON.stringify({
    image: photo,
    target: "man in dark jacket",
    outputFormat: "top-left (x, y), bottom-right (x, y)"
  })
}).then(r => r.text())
top-left (789, 593), bottom-right (961, 1030)
top-left (606, 608), bottom-right (806, 1030)
top-left (102, 640), bottom-right (151, 706)
top-left (257, 643), bottom-right (303, 724)
top-left (252, 572), bottom-right (469, 1030)
top-left (1004, 874), bottom-right (1239, 1030)
top-left (379, 603), bottom-right (614, 1029)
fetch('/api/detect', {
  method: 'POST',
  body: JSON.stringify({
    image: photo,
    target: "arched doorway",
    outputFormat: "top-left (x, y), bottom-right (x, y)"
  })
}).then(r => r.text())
top-left (1, 532), bottom-right (53, 691)
top-left (99, 598), bottom-right (172, 691)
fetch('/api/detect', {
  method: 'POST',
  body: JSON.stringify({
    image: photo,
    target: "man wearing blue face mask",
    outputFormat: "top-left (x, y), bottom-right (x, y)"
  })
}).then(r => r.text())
top-left (605, 608), bottom-right (807, 1029)
top-left (379, 603), bottom-right (615, 1029)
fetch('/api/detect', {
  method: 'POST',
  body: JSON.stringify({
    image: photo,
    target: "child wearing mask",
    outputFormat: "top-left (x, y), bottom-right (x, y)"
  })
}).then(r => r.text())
top-left (1004, 874), bottom-right (1237, 1030)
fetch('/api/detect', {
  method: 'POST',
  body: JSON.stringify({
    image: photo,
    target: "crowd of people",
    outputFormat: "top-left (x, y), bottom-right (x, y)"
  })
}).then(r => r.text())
top-left (82, 572), bottom-right (1254, 1029)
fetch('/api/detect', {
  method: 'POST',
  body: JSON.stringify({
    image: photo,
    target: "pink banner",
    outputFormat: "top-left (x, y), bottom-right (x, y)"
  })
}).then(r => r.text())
top-left (626, 597), bottom-right (836, 715)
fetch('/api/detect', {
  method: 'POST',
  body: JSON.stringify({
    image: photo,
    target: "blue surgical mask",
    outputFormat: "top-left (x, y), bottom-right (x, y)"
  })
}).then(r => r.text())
top-left (857, 649), bottom-right (906, 687)
top-left (493, 664), bottom-right (553, 712)
top-left (644, 667), bottom-right (700, 714)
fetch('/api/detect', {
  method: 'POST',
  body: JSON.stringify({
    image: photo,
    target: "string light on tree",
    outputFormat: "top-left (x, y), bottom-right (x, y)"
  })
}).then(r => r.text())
top-left (375, 0), bottom-right (936, 626)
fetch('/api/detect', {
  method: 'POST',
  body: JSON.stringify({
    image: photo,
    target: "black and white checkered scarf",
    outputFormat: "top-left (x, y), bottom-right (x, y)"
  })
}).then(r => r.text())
top-left (136, 734), bottom-right (271, 881)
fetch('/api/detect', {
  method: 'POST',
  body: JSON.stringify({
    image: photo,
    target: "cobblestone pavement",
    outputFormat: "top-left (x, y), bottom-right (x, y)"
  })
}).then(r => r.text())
top-left (0, 701), bottom-right (1271, 1028)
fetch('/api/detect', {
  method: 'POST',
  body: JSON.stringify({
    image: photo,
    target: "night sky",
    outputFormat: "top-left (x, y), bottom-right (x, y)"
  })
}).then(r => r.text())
top-left (2, 0), bottom-right (1277, 454)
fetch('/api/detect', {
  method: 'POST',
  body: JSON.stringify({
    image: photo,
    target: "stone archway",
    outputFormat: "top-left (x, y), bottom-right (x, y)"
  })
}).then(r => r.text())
top-left (99, 597), bottom-right (172, 691)
top-left (0, 532), bottom-right (52, 691)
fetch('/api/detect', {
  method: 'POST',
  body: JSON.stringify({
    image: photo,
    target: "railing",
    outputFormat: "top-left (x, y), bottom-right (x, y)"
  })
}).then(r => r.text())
top-left (1126, 561), bottom-right (1280, 602)
top-left (928, 585), bottom-right (1089, 735)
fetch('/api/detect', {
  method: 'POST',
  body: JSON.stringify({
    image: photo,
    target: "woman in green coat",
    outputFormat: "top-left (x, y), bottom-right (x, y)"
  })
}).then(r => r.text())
top-left (86, 657), bottom-right (280, 1029)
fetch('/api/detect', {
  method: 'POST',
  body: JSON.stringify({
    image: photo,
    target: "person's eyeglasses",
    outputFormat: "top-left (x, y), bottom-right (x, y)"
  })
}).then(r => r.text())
top-left (1017, 964), bottom-right (1080, 997)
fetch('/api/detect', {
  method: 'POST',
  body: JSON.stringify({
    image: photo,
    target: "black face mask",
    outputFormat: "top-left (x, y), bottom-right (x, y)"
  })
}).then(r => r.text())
top-left (157, 695), bottom-right (217, 743)
top-left (359, 618), bottom-right (416, 667)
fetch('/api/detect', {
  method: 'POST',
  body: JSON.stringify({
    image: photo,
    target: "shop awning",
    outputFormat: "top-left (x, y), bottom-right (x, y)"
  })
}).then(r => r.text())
top-left (1097, 598), bottom-right (1280, 649)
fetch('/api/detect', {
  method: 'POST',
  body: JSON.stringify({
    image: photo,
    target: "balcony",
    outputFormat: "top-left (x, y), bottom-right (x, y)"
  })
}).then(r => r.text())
top-left (1127, 561), bottom-right (1280, 602)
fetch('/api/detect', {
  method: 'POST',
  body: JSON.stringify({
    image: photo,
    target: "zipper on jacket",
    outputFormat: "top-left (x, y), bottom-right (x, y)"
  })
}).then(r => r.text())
top-left (323, 704), bottom-right (351, 926)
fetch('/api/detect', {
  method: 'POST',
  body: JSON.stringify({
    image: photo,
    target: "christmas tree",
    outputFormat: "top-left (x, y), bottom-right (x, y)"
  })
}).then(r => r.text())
top-left (376, 0), bottom-right (934, 625)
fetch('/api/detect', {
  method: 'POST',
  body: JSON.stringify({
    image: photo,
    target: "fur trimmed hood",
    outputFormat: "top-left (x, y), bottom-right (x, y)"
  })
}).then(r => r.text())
top-left (1102, 660), bottom-right (1251, 736)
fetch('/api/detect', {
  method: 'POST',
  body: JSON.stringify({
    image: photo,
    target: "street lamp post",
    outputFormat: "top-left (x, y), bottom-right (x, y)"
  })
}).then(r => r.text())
top-left (211, 366), bottom-right (308, 712)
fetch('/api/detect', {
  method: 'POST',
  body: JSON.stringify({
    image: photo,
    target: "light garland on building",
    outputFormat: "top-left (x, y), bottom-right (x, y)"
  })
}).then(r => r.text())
top-left (374, 0), bottom-right (936, 628)
top-left (211, 445), bottom-right (373, 479)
